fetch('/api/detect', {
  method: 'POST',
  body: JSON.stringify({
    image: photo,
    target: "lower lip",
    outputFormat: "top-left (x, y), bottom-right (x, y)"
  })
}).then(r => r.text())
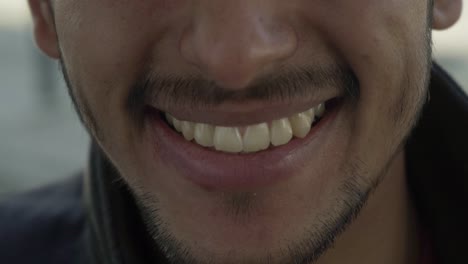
top-left (147, 100), bottom-right (342, 191)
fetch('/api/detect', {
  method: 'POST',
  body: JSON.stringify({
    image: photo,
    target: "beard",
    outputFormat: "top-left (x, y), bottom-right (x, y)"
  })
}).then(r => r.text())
top-left (132, 169), bottom-right (375, 264)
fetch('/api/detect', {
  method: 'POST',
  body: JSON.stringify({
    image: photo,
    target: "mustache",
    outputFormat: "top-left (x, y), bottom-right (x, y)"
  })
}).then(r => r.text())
top-left (127, 64), bottom-right (359, 115)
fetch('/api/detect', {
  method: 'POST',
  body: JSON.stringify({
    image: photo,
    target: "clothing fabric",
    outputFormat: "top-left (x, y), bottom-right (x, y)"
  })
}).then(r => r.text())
top-left (0, 63), bottom-right (467, 264)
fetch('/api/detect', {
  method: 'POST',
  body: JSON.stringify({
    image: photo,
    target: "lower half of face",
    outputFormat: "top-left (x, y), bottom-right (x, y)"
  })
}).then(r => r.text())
top-left (56, 0), bottom-right (431, 263)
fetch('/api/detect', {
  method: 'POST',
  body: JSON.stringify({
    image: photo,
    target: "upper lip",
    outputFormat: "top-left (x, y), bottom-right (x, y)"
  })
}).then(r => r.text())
top-left (149, 94), bottom-right (340, 127)
top-left (138, 64), bottom-right (353, 126)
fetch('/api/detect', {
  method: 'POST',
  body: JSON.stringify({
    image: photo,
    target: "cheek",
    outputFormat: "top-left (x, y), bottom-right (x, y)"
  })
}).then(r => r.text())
top-left (52, 1), bottom-right (196, 192)
top-left (301, 0), bottom-right (430, 172)
top-left (54, 1), bottom-right (163, 153)
top-left (298, 0), bottom-right (428, 109)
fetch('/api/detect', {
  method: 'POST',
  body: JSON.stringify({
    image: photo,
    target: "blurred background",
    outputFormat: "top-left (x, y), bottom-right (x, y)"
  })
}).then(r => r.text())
top-left (0, 2), bottom-right (467, 198)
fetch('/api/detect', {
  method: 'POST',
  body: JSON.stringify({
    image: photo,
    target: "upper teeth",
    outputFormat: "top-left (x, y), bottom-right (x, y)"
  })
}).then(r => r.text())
top-left (165, 103), bottom-right (326, 154)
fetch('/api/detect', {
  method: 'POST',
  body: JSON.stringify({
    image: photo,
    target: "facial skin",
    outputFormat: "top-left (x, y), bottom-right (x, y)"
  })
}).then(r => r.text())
top-left (29, 0), bottom-right (462, 263)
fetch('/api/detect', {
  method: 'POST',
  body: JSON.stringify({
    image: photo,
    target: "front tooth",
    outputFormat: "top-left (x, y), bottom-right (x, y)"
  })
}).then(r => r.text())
top-left (270, 118), bottom-right (293, 146)
top-left (181, 121), bottom-right (195, 140)
top-left (242, 123), bottom-right (270, 153)
top-left (315, 103), bottom-right (325, 117)
top-left (194, 123), bottom-right (215, 147)
top-left (289, 113), bottom-right (312, 138)
top-left (214, 127), bottom-right (243, 153)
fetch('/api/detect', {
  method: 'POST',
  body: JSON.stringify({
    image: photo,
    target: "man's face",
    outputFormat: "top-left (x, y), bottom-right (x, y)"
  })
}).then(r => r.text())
top-left (30, 0), bottom-right (457, 263)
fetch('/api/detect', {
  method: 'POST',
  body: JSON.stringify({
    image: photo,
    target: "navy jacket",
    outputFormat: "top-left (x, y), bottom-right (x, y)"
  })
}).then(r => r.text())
top-left (1, 63), bottom-right (468, 264)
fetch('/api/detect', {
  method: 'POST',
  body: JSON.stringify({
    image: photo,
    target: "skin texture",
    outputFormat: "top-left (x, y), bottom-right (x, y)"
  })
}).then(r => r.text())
top-left (28, 0), bottom-right (462, 263)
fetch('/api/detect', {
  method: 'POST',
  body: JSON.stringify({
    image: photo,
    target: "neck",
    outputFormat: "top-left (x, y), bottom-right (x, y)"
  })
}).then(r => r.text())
top-left (318, 151), bottom-right (420, 264)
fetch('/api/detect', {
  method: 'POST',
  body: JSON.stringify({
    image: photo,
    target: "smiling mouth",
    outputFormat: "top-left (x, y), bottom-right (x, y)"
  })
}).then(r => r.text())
top-left (146, 97), bottom-right (341, 189)
top-left (160, 99), bottom-right (336, 154)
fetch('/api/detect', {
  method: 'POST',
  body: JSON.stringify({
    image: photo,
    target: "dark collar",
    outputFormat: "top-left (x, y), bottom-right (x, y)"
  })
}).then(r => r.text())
top-left (84, 63), bottom-right (468, 264)
top-left (406, 63), bottom-right (468, 264)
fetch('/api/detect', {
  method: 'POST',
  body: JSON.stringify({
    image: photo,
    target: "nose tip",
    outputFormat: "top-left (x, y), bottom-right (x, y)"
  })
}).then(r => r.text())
top-left (180, 11), bottom-right (297, 90)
